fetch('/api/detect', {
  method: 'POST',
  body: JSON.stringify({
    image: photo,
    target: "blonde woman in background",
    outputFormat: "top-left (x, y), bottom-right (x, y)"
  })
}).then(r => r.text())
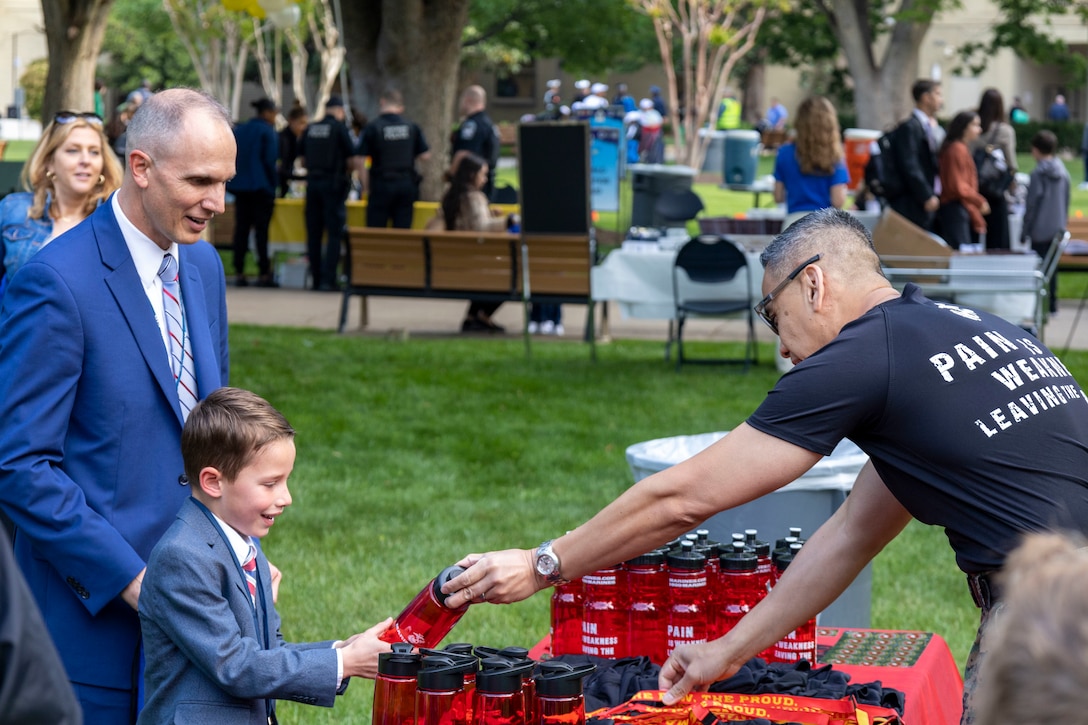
top-left (773, 96), bottom-right (849, 228)
top-left (0, 111), bottom-right (123, 299)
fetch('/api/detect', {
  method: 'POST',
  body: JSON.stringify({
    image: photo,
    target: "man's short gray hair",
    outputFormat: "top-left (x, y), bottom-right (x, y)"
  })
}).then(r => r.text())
top-left (760, 208), bottom-right (878, 279)
top-left (125, 88), bottom-right (232, 161)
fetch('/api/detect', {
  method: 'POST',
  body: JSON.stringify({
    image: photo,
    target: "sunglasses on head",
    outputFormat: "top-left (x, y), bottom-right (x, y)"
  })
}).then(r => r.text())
top-left (54, 111), bottom-right (103, 126)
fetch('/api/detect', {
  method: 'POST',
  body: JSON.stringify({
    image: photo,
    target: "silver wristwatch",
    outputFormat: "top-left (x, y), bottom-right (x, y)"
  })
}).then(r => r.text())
top-left (535, 540), bottom-right (569, 586)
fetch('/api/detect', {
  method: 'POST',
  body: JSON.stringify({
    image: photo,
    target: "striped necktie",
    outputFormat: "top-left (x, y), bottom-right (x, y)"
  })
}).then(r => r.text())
top-left (242, 541), bottom-right (258, 607)
top-left (157, 253), bottom-right (198, 420)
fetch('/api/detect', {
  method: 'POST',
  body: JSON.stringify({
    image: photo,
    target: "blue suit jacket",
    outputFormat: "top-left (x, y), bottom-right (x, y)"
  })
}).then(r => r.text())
top-left (138, 499), bottom-right (340, 724)
top-left (0, 199), bottom-right (229, 690)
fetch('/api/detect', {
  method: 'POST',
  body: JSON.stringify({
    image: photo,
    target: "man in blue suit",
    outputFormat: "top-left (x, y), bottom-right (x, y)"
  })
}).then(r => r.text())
top-left (0, 88), bottom-right (235, 724)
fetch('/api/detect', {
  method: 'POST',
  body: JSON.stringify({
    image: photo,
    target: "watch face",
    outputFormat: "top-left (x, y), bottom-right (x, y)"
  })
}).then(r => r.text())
top-left (537, 554), bottom-right (557, 576)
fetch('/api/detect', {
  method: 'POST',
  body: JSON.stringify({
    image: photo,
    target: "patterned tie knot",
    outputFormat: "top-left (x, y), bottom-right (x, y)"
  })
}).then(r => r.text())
top-left (158, 253), bottom-right (178, 285)
top-left (243, 542), bottom-right (257, 572)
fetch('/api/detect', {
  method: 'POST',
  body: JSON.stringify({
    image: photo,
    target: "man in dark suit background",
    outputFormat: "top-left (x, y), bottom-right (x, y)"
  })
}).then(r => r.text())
top-left (0, 88), bottom-right (234, 725)
top-left (887, 79), bottom-right (944, 230)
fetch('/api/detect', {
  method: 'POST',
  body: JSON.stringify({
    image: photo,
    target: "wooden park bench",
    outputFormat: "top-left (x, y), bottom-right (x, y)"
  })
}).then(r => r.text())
top-left (341, 226), bottom-right (597, 356)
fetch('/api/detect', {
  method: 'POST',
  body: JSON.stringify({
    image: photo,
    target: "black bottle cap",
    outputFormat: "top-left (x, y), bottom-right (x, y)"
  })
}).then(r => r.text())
top-left (534, 661), bottom-right (596, 697)
top-left (626, 550), bottom-right (665, 567)
top-left (378, 645), bottom-right (422, 678)
top-left (418, 655), bottom-right (468, 691)
top-left (665, 541), bottom-right (706, 571)
top-left (432, 565), bottom-right (468, 610)
top-left (720, 542), bottom-right (757, 572)
top-left (477, 657), bottom-right (535, 693)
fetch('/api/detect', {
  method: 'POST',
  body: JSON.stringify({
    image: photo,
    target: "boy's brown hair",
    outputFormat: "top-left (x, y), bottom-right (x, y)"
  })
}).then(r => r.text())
top-left (181, 387), bottom-right (295, 485)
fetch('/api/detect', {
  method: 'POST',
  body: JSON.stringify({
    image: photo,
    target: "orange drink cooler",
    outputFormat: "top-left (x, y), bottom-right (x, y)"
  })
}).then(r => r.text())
top-left (843, 129), bottom-right (882, 191)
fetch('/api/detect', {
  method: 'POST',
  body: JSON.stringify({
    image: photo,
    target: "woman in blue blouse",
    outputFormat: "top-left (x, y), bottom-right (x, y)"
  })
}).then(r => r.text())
top-left (0, 111), bottom-right (122, 298)
top-left (773, 96), bottom-right (849, 218)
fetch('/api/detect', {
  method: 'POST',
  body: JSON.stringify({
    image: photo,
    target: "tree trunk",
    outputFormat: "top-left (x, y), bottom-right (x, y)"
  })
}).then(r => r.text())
top-left (827, 0), bottom-right (931, 131)
top-left (41, 0), bottom-right (115, 120)
top-left (341, 0), bottom-right (471, 201)
top-left (742, 57), bottom-right (766, 127)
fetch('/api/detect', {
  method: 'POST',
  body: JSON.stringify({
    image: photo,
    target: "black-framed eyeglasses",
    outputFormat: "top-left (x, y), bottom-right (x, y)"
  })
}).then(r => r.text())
top-left (754, 254), bottom-right (821, 335)
top-left (54, 111), bottom-right (103, 126)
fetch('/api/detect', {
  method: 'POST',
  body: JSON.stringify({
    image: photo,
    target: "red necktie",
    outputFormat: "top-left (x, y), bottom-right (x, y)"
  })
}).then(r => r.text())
top-left (242, 542), bottom-right (257, 607)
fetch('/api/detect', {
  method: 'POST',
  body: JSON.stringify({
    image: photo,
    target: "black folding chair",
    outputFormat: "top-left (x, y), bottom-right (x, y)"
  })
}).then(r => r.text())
top-left (669, 235), bottom-right (757, 371)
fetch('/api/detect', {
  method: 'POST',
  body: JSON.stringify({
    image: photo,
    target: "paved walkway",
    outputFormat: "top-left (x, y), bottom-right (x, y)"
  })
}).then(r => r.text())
top-left (227, 285), bottom-right (1088, 353)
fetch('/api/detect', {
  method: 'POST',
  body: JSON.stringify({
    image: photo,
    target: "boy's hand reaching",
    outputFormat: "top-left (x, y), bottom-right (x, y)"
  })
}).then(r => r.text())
top-left (338, 617), bottom-right (394, 680)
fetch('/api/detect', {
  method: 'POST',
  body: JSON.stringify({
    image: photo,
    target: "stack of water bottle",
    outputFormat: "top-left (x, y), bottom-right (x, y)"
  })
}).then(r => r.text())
top-left (375, 565), bottom-right (597, 725)
top-left (550, 527), bottom-right (817, 666)
top-left (373, 642), bottom-right (595, 725)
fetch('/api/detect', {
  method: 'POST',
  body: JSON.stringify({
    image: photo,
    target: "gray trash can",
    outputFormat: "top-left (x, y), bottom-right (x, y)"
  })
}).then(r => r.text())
top-left (625, 431), bottom-right (872, 627)
top-left (699, 129), bottom-right (727, 176)
top-left (628, 163), bottom-right (696, 227)
top-left (723, 130), bottom-right (761, 186)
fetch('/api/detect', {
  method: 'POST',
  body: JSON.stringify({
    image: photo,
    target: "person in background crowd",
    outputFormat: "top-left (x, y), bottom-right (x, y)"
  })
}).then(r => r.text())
top-left (1008, 96), bottom-right (1028, 124)
top-left (572, 79), bottom-right (591, 105)
top-left (715, 88), bottom-right (742, 130)
top-left (582, 83), bottom-right (610, 111)
top-left (0, 88), bottom-right (233, 725)
top-left (613, 83), bottom-right (636, 113)
top-left (969, 88), bottom-right (1016, 250)
top-left (650, 85), bottom-right (668, 117)
top-left (0, 520), bottom-right (82, 723)
top-left (974, 531), bottom-right (1088, 725)
top-left (1079, 123), bottom-right (1088, 192)
top-left (0, 111), bottom-right (122, 300)
top-left (772, 96), bottom-right (849, 223)
top-left (358, 88), bottom-right (430, 230)
top-left (107, 96), bottom-right (142, 158)
top-left (279, 103), bottom-right (308, 198)
top-left (885, 79), bottom-right (942, 230)
top-left (445, 207), bottom-right (1088, 725)
top-left (450, 86), bottom-right (501, 200)
top-left (543, 79), bottom-right (561, 108)
top-left (638, 98), bottom-right (665, 164)
top-left (127, 78), bottom-right (153, 106)
top-left (758, 97), bottom-right (788, 133)
top-left (1021, 130), bottom-right (1070, 314)
top-left (428, 152), bottom-right (516, 334)
top-left (1047, 93), bottom-right (1070, 122)
top-left (227, 97), bottom-right (279, 288)
top-left (298, 95), bottom-right (357, 291)
top-left (937, 111), bottom-right (989, 250)
top-left (93, 79), bottom-right (107, 119)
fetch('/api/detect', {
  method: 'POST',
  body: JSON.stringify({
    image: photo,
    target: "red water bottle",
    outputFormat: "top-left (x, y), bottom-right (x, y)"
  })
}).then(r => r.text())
top-left (665, 541), bottom-right (707, 657)
top-left (474, 657), bottom-right (532, 725)
top-left (581, 563), bottom-right (627, 658)
top-left (717, 542), bottom-right (760, 639)
top-left (423, 646), bottom-right (479, 724)
top-left (770, 543), bottom-right (817, 664)
top-left (550, 576), bottom-right (584, 657)
top-left (743, 529), bottom-right (773, 596)
top-left (625, 550), bottom-right (667, 665)
top-left (694, 539), bottom-right (721, 641)
top-left (381, 565), bottom-right (471, 648)
top-left (373, 643), bottom-right (421, 725)
top-left (417, 655), bottom-right (469, 725)
top-left (535, 662), bottom-right (596, 725)
top-left (476, 646), bottom-right (537, 725)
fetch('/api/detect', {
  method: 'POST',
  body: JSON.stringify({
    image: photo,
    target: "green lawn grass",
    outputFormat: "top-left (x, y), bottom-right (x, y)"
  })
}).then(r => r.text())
top-left (224, 325), bottom-right (1088, 724)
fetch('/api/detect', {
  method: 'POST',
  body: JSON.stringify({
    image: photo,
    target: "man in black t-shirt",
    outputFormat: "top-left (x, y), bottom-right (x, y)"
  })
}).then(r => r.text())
top-left (441, 208), bottom-right (1088, 725)
top-left (358, 88), bottom-right (430, 229)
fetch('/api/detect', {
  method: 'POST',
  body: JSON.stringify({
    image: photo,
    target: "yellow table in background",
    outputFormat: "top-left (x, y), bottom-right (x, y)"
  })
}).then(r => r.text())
top-left (266, 199), bottom-right (520, 253)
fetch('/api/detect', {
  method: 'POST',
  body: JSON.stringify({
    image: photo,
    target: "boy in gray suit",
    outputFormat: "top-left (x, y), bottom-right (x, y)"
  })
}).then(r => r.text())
top-left (138, 387), bottom-right (392, 724)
